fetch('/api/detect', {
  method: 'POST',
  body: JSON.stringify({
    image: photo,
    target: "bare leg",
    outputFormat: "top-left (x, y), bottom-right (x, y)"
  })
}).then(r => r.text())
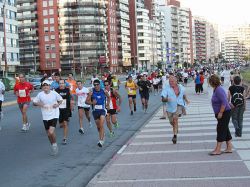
top-left (78, 109), bottom-right (84, 129)
top-left (47, 127), bottom-right (56, 144)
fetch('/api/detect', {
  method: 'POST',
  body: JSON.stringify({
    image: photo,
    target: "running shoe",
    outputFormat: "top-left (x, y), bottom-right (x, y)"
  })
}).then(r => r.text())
top-left (79, 128), bottom-right (84, 134)
top-left (62, 139), bottom-right (67, 145)
top-left (172, 136), bottom-right (177, 144)
top-left (26, 123), bottom-right (31, 131)
top-left (114, 122), bottom-right (119, 128)
top-left (97, 140), bottom-right (104, 147)
top-left (51, 144), bottom-right (59, 156)
top-left (130, 111), bottom-right (133, 115)
top-left (21, 124), bottom-right (28, 132)
top-left (109, 131), bottom-right (115, 138)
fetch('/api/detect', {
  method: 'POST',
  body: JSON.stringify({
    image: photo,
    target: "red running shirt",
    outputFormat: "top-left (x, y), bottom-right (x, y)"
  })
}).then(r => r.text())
top-left (14, 82), bottom-right (33, 103)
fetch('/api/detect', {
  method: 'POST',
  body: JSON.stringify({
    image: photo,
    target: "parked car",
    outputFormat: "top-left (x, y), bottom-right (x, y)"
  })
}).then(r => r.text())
top-left (29, 77), bottom-right (42, 89)
top-left (1, 77), bottom-right (16, 91)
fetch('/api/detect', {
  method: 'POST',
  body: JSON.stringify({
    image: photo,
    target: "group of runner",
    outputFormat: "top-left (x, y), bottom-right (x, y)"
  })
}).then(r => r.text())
top-left (12, 73), bottom-right (122, 155)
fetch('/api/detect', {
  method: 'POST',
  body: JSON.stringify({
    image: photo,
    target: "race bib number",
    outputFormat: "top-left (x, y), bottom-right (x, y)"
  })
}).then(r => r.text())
top-left (128, 88), bottom-right (133, 94)
top-left (43, 104), bottom-right (53, 112)
top-left (113, 82), bottom-right (118, 87)
top-left (95, 105), bottom-right (103, 110)
top-left (59, 99), bottom-right (66, 109)
top-left (19, 90), bottom-right (26, 97)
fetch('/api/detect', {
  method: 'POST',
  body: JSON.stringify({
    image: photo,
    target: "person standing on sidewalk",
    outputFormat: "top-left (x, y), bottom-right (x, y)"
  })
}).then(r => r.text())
top-left (33, 80), bottom-right (63, 156)
top-left (209, 74), bottom-right (232, 155)
top-left (0, 79), bottom-right (5, 121)
top-left (76, 80), bottom-right (92, 134)
top-left (161, 75), bottom-right (189, 144)
top-left (200, 71), bottom-right (205, 94)
top-left (228, 76), bottom-right (246, 137)
top-left (55, 79), bottom-right (72, 145)
top-left (14, 73), bottom-right (34, 132)
top-left (85, 79), bottom-right (110, 147)
top-left (104, 80), bottom-right (122, 137)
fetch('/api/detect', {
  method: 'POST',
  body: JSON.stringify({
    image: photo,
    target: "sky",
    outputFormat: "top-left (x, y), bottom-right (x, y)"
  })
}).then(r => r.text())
top-left (181, 0), bottom-right (250, 31)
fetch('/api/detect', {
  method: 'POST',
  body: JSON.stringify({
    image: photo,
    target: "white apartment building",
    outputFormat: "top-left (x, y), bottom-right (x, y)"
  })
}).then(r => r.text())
top-left (137, 8), bottom-right (151, 70)
top-left (221, 26), bottom-right (250, 62)
top-left (0, 0), bottom-right (19, 73)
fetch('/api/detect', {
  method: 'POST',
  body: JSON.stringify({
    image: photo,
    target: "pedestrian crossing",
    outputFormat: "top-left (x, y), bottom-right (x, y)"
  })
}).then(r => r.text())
top-left (88, 93), bottom-right (250, 186)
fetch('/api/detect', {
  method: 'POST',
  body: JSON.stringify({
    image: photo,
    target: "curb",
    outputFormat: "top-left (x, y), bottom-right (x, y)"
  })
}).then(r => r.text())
top-left (2, 100), bottom-right (16, 107)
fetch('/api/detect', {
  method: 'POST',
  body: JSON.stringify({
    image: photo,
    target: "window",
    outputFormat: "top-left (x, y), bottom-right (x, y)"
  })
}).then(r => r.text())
top-left (45, 53), bottom-right (50, 59)
top-left (51, 35), bottom-right (55, 40)
top-left (51, 44), bottom-right (55, 50)
top-left (50, 18), bottom-right (54, 24)
top-left (49, 0), bottom-right (53, 6)
top-left (43, 10), bottom-right (48, 16)
top-left (44, 18), bottom-right (48, 24)
top-left (44, 27), bottom-right (49, 32)
top-left (49, 9), bottom-right (54, 15)
top-left (44, 36), bottom-right (49, 41)
top-left (43, 1), bottom-right (47, 7)
top-left (50, 26), bottom-right (54, 32)
top-left (51, 53), bottom-right (56, 58)
top-left (45, 44), bottom-right (50, 51)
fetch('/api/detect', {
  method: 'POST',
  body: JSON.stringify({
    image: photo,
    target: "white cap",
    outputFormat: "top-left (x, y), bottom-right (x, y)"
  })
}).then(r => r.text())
top-left (42, 80), bottom-right (51, 85)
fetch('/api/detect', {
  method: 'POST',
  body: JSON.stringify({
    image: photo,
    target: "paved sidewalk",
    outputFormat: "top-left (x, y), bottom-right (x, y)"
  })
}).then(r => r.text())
top-left (87, 83), bottom-right (250, 187)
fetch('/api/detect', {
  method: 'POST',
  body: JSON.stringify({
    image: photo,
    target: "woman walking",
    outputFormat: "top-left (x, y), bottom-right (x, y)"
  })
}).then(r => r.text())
top-left (209, 75), bottom-right (232, 155)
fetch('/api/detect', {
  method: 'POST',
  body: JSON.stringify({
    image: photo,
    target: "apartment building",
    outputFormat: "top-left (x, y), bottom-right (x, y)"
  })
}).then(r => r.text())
top-left (0, 0), bottom-right (19, 73)
top-left (58, 0), bottom-right (108, 73)
top-left (166, 0), bottom-right (193, 67)
top-left (116, 0), bottom-right (131, 71)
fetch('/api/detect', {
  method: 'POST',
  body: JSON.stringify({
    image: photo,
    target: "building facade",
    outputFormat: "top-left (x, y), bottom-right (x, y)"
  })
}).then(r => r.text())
top-left (0, 0), bottom-right (19, 73)
top-left (58, 0), bottom-right (108, 74)
top-left (116, 0), bottom-right (131, 72)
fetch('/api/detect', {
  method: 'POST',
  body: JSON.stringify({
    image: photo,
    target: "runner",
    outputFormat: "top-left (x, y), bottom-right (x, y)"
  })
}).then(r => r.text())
top-left (50, 72), bottom-right (69, 90)
top-left (137, 74), bottom-right (151, 113)
top-left (55, 79), bottom-right (72, 145)
top-left (14, 73), bottom-right (34, 132)
top-left (161, 75), bottom-right (190, 144)
top-left (152, 76), bottom-right (160, 95)
top-left (104, 80), bottom-right (122, 137)
top-left (111, 75), bottom-right (121, 90)
top-left (85, 79), bottom-right (110, 147)
top-left (66, 73), bottom-right (77, 99)
top-left (76, 80), bottom-right (92, 134)
top-left (125, 75), bottom-right (138, 115)
top-left (33, 80), bottom-right (63, 155)
top-left (91, 74), bottom-right (99, 88)
top-left (0, 79), bottom-right (5, 121)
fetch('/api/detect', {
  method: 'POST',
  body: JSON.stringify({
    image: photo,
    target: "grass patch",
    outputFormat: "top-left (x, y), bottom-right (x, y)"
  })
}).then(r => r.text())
top-left (241, 68), bottom-right (250, 83)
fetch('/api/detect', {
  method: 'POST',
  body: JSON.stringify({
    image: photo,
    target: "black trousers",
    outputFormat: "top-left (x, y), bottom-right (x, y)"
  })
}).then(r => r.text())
top-left (195, 84), bottom-right (201, 93)
top-left (0, 100), bottom-right (2, 112)
top-left (216, 110), bottom-right (232, 142)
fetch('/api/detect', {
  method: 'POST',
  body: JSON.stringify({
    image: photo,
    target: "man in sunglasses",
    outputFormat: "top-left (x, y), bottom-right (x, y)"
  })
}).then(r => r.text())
top-left (33, 80), bottom-right (63, 156)
top-left (85, 79), bottom-right (110, 147)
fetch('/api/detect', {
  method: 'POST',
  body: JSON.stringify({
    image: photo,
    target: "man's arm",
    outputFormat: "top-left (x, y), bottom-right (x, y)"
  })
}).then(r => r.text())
top-left (85, 92), bottom-right (93, 105)
top-left (104, 90), bottom-right (111, 110)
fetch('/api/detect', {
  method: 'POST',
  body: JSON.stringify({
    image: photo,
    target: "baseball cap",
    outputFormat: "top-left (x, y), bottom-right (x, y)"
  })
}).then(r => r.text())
top-left (42, 80), bottom-right (51, 86)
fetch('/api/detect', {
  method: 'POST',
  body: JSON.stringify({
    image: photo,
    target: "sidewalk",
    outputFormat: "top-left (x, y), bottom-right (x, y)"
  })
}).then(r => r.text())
top-left (87, 83), bottom-right (250, 187)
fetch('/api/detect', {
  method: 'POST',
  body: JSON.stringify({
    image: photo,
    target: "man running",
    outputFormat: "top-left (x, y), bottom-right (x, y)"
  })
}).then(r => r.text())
top-left (85, 79), bottom-right (110, 147)
top-left (14, 73), bottom-right (34, 132)
top-left (125, 75), bottom-right (138, 115)
top-left (50, 72), bottom-right (69, 90)
top-left (76, 80), bottom-right (92, 134)
top-left (137, 74), bottom-right (151, 113)
top-left (33, 80), bottom-right (63, 155)
top-left (104, 80), bottom-right (122, 137)
top-left (55, 79), bottom-right (72, 145)
top-left (111, 75), bottom-right (121, 90)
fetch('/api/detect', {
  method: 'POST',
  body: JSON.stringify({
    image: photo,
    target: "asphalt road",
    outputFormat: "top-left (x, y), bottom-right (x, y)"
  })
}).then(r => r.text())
top-left (0, 82), bottom-right (162, 187)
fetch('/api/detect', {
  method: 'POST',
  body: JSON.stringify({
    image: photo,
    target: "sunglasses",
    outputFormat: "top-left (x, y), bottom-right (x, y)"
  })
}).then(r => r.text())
top-left (42, 84), bottom-right (49, 86)
top-left (94, 84), bottom-right (100, 86)
top-left (104, 85), bottom-right (109, 87)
